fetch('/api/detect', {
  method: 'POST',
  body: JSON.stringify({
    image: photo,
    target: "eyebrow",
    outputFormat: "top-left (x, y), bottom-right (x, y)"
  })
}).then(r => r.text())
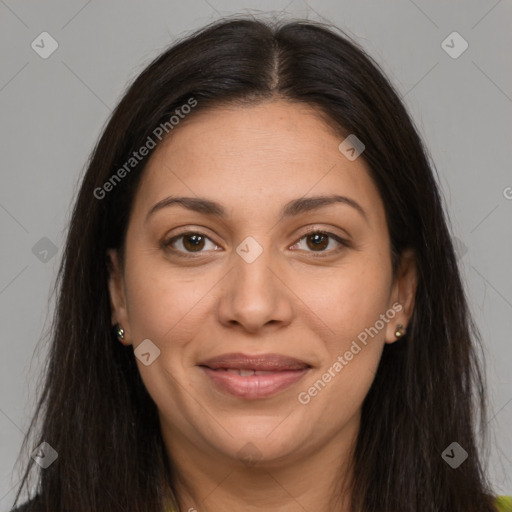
top-left (145, 194), bottom-right (368, 224)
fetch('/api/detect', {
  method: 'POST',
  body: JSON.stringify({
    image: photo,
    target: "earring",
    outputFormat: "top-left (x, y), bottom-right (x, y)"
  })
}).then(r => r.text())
top-left (395, 324), bottom-right (406, 338)
top-left (115, 324), bottom-right (126, 343)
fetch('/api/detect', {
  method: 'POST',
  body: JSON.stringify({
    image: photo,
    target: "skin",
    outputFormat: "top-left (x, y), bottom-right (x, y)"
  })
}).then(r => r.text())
top-left (108, 99), bottom-right (417, 512)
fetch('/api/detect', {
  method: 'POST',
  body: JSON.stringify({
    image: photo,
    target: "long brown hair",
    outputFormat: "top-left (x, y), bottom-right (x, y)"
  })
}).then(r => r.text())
top-left (11, 16), bottom-right (497, 512)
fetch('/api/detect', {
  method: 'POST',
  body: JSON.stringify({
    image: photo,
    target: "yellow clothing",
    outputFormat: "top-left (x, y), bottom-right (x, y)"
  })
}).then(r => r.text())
top-left (496, 495), bottom-right (512, 511)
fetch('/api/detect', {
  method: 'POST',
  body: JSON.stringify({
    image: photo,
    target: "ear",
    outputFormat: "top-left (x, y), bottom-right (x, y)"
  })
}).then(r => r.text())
top-left (106, 249), bottom-right (131, 345)
top-left (385, 248), bottom-right (417, 344)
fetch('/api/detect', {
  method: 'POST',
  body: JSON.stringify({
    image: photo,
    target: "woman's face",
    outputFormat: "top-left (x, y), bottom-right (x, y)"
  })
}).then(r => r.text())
top-left (108, 99), bottom-right (416, 469)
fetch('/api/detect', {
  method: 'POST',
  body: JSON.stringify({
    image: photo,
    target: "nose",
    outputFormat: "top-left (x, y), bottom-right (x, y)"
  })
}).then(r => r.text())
top-left (216, 242), bottom-right (294, 334)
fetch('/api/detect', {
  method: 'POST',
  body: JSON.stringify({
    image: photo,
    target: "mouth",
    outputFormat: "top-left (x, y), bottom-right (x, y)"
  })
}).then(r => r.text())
top-left (197, 352), bottom-right (312, 399)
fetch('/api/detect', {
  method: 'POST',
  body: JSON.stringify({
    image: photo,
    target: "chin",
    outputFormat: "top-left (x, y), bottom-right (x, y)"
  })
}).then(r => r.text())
top-left (204, 419), bottom-right (312, 467)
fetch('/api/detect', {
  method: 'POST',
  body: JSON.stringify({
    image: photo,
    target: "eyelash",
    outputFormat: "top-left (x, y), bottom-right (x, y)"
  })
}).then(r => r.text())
top-left (163, 228), bottom-right (350, 259)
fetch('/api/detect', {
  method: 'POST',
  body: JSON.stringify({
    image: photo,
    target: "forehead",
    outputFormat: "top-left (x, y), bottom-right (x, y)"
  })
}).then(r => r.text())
top-left (131, 99), bottom-right (384, 224)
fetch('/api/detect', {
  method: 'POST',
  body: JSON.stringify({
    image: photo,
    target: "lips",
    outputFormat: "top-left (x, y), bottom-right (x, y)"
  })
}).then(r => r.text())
top-left (198, 352), bottom-right (311, 372)
top-left (198, 352), bottom-right (311, 399)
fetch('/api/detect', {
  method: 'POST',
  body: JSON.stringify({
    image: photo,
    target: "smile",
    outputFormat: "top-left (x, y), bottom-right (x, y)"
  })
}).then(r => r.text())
top-left (197, 352), bottom-right (312, 399)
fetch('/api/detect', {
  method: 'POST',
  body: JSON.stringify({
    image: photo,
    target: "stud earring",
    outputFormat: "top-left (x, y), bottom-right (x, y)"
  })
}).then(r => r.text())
top-left (395, 324), bottom-right (406, 338)
top-left (115, 324), bottom-right (126, 344)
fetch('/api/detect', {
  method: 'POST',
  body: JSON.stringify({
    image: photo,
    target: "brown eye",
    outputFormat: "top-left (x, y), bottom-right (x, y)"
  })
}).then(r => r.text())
top-left (306, 232), bottom-right (329, 251)
top-left (182, 233), bottom-right (206, 252)
top-left (164, 231), bottom-right (219, 257)
top-left (290, 230), bottom-right (348, 256)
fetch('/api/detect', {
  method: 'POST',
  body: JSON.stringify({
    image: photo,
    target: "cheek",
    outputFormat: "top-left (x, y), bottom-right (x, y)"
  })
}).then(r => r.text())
top-left (308, 257), bottom-right (392, 346)
top-left (122, 255), bottom-right (212, 423)
top-left (297, 252), bottom-right (392, 412)
top-left (296, 265), bottom-right (391, 427)
top-left (123, 251), bottom-right (211, 346)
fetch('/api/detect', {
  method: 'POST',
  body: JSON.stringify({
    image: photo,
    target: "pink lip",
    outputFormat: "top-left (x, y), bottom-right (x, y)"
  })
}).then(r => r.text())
top-left (198, 352), bottom-right (311, 399)
top-left (200, 367), bottom-right (310, 399)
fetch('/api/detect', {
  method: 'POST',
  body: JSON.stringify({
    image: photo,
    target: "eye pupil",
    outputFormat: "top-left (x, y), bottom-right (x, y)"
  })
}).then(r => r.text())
top-left (307, 233), bottom-right (328, 251)
top-left (183, 234), bottom-right (205, 252)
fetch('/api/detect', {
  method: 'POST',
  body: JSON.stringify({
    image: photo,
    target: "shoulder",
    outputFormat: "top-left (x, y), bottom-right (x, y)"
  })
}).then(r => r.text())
top-left (496, 495), bottom-right (512, 512)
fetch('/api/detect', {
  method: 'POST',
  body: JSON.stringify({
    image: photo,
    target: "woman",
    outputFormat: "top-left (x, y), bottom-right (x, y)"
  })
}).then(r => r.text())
top-left (10, 17), bottom-right (511, 512)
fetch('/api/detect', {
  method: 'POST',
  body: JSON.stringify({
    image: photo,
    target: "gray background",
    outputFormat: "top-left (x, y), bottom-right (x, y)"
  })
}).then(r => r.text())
top-left (1, 0), bottom-right (511, 506)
